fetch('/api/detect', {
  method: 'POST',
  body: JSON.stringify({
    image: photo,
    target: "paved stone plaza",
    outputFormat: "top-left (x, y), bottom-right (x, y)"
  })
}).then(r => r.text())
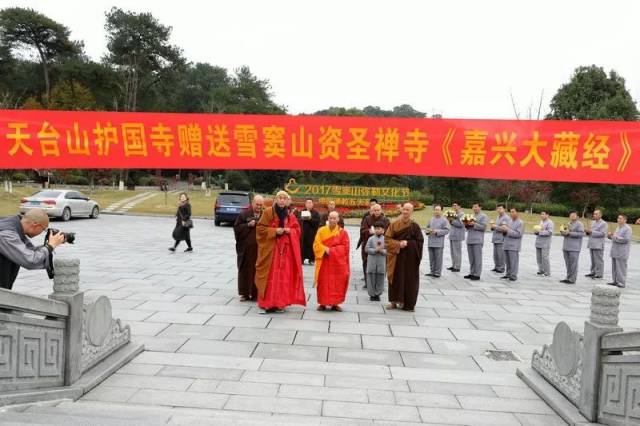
top-left (6, 214), bottom-right (640, 425)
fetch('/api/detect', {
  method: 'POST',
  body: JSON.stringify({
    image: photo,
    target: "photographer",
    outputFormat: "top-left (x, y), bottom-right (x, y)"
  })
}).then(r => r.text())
top-left (0, 209), bottom-right (65, 290)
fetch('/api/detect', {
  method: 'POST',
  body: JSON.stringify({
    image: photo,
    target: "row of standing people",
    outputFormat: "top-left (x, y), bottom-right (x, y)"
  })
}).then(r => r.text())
top-left (420, 203), bottom-right (632, 287)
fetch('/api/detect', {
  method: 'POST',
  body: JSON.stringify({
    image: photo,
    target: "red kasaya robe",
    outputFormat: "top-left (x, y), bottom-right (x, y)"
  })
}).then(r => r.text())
top-left (255, 206), bottom-right (306, 309)
top-left (313, 225), bottom-right (350, 306)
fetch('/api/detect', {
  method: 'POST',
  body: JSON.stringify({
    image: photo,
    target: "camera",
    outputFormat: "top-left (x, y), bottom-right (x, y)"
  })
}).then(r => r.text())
top-left (45, 228), bottom-right (76, 245)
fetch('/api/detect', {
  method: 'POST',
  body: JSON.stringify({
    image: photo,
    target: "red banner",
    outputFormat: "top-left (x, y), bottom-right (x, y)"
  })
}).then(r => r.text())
top-left (0, 110), bottom-right (637, 184)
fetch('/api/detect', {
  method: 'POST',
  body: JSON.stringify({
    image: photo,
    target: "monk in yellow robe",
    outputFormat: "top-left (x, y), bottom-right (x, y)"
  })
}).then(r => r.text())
top-left (313, 211), bottom-right (350, 311)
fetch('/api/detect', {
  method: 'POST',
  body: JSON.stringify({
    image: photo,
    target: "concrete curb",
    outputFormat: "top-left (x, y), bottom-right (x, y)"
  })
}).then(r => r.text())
top-left (0, 342), bottom-right (144, 407)
top-left (516, 367), bottom-right (598, 426)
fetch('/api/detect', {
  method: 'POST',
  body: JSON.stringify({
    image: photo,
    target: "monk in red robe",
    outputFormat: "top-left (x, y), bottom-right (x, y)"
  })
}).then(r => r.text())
top-left (255, 191), bottom-right (306, 313)
top-left (313, 211), bottom-right (350, 311)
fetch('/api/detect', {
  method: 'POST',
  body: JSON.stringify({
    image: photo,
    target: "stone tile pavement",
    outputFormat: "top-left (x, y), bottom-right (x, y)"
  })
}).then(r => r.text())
top-left (7, 214), bottom-right (640, 425)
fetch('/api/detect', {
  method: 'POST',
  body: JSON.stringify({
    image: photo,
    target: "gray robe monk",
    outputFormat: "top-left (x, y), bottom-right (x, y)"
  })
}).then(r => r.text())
top-left (448, 210), bottom-right (465, 270)
top-left (562, 220), bottom-right (584, 283)
top-left (587, 219), bottom-right (607, 278)
top-left (466, 212), bottom-right (487, 277)
top-left (427, 216), bottom-right (449, 277)
top-left (535, 219), bottom-right (554, 276)
top-left (503, 217), bottom-right (524, 280)
top-left (365, 234), bottom-right (387, 297)
top-left (610, 224), bottom-right (632, 287)
top-left (491, 213), bottom-right (509, 273)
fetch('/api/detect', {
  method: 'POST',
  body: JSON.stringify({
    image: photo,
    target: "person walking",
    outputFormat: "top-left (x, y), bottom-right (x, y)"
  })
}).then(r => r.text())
top-left (169, 192), bottom-right (193, 252)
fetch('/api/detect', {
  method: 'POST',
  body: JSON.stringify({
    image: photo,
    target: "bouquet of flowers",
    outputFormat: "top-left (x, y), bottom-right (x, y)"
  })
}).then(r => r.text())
top-left (444, 210), bottom-right (457, 222)
top-left (462, 213), bottom-right (475, 228)
top-left (559, 223), bottom-right (570, 234)
top-left (533, 224), bottom-right (542, 233)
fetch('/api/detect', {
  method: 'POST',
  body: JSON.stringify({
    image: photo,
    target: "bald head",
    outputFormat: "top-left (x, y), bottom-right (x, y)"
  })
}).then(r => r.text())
top-left (370, 203), bottom-right (382, 218)
top-left (328, 210), bottom-right (340, 228)
top-left (252, 195), bottom-right (264, 213)
top-left (401, 203), bottom-right (414, 221)
top-left (21, 209), bottom-right (49, 238)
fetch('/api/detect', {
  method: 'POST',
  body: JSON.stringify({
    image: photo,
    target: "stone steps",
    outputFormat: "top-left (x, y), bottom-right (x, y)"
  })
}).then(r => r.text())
top-left (1, 400), bottom-right (366, 425)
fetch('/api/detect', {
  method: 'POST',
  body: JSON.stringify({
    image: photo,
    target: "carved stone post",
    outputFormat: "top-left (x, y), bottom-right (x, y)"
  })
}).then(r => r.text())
top-left (49, 257), bottom-right (84, 386)
top-left (579, 284), bottom-right (622, 421)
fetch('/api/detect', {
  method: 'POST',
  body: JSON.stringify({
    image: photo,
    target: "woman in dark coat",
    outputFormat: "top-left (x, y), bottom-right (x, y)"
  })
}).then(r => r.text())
top-left (169, 192), bottom-right (193, 252)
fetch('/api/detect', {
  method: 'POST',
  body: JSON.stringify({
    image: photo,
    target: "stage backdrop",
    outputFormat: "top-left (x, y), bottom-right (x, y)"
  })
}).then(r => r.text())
top-left (0, 110), bottom-right (637, 184)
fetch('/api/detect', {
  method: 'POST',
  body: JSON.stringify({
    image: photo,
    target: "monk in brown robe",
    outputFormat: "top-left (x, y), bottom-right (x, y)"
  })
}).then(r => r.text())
top-left (233, 195), bottom-right (264, 301)
top-left (359, 204), bottom-right (390, 288)
top-left (320, 200), bottom-right (344, 228)
top-left (385, 203), bottom-right (424, 312)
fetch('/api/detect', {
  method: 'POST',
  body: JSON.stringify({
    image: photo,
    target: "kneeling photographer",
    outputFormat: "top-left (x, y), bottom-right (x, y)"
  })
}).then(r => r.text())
top-left (0, 209), bottom-right (67, 290)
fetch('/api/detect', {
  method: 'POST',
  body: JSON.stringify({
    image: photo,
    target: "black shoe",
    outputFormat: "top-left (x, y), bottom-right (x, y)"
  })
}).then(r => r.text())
top-left (585, 273), bottom-right (594, 277)
top-left (536, 272), bottom-right (544, 275)
top-left (425, 273), bottom-right (434, 277)
top-left (447, 267), bottom-right (454, 270)
top-left (373, 295), bottom-right (381, 301)
top-left (559, 279), bottom-right (569, 283)
top-left (463, 275), bottom-right (472, 279)
top-left (432, 275), bottom-right (441, 278)
top-left (369, 296), bottom-right (375, 301)
top-left (469, 275), bottom-right (480, 281)
top-left (184, 247), bottom-right (193, 252)
top-left (593, 276), bottom-right (603, 279)
top-left (363, 285), bottom-right (368, 289)
top-left (451, 268), bottom-right (460, 272)
top-left (509, 277), bottom-right (517, 282)
top-left (500, 276), bottom-right (510, 280)
top-left (168, 247), bottom-right (176, 252)
top-left (606, 282), bottom-right (617, 286)
top-left (490, 268), bottom-right (500, 272)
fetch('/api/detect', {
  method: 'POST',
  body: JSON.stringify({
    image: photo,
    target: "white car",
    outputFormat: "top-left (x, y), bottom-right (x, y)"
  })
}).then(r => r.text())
top-left (20, 189), bottom-right (100, 221)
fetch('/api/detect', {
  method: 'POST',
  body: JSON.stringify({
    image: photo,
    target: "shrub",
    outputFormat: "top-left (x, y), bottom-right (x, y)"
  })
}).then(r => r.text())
top-left (410, 190), bottom-right (434, 205)
top-left (137, 176), bottom-right (153, 186)
top-left (619, 207), bottom-right (640, 224)
top-left (11, 172), bottom-right (28, 182)
top-left (66, 175), bottom-right (90, 185)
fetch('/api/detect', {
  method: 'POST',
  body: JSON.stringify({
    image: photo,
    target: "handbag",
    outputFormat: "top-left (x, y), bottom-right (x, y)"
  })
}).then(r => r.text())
top-left (183, 219), bottom-right (194, 228)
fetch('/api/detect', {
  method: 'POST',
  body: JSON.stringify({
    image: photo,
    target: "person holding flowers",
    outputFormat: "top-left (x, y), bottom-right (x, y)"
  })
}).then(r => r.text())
top-left (534, 211), bottom-right (554, 277)
top-left (425, 205), bottom-right (450, 278)
top-left (490, 204), bottom-right (509, 274)
top-left (464, 203), bottom-right (488, 281)
top-left (446, 202), bottom-right (465, 272)
top-left (560, 211), bottom-right (585, 284)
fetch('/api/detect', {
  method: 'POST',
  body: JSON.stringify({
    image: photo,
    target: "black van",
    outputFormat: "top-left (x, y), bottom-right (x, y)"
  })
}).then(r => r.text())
top-left (214, 191), bottom-right (253, 226)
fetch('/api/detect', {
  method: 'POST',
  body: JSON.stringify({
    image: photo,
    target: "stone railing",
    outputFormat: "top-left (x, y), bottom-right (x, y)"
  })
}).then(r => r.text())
top-left (518, 284), bottom-right (640, 426)
top-left (0, 258), bottom-right (142, 406)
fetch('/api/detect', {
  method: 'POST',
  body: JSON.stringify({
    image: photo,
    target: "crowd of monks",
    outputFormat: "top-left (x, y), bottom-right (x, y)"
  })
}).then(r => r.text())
top-left (233, 192), bottom-right (633, 314)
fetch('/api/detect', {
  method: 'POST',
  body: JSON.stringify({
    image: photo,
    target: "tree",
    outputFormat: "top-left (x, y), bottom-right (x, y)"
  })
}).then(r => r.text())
top-left (104, 7), bottom-right (185, 112)
top-left (547, 65), bottom-right (638, 120)
top-left (514, 181), bottom-right (552, 213)
top-left (0, 7), bottom-right (81, 105)
top-left (572, 187), bottom-right (600, 218)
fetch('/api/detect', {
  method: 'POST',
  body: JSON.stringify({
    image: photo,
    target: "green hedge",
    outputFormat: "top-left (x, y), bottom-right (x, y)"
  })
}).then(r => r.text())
top-left (618, 207), bottom-right (640, 223)
top-left (66, 175), bottom-right (90, 185)
top-left (478, 200), bottom-right (570, 217)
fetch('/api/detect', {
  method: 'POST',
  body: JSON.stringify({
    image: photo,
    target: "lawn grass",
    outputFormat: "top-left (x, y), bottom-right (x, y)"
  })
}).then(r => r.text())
top-left (345, 205), bottom-right (640, 241)
top-left (4, 186), bottom-right (637, 240)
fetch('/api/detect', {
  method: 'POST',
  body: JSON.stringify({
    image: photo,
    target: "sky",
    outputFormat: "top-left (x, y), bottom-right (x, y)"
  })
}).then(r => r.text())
top-left (2, 0), bottom-right (640, 119)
